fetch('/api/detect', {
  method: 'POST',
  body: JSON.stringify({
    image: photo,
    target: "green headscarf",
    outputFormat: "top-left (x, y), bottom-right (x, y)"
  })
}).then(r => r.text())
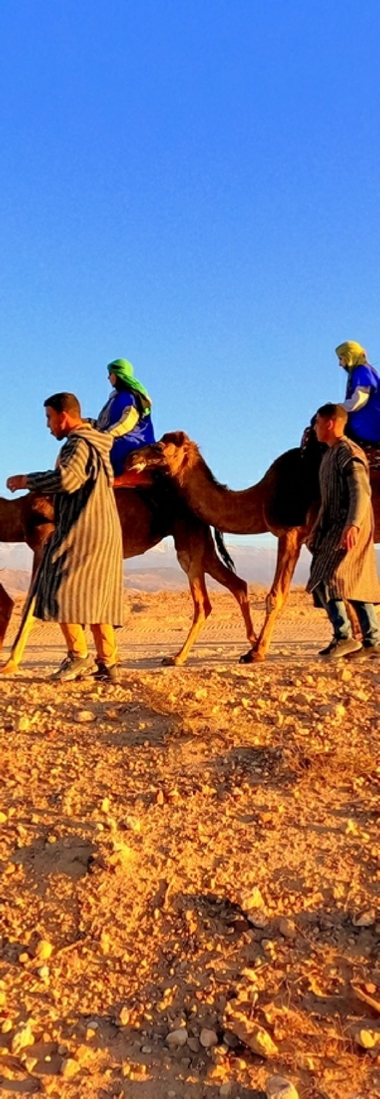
top-left (107, 358), bottom-right (152, 415)
top-left (335, 341), bottom-right (368, 369)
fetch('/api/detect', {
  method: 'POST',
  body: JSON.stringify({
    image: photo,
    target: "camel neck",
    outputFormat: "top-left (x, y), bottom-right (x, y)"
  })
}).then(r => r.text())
top-left (177, 460), bottom-right (266, 535)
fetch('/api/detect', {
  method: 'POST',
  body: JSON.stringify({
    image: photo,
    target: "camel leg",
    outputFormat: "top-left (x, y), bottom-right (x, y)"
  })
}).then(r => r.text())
top-left (240, 528), bottom-right (304, 663)
top-left (0, 585), bottom-right (14, 654)
top-left (0, 596), bottom-right (37, 676)
top-left (203, 544), bottom-right (257, 646)
top-left (0, 541), bottom-right (49, 676)
top-left (164, 521), bottom-right (257, 665)
top-left (163, 551), bottom-right (212, 666)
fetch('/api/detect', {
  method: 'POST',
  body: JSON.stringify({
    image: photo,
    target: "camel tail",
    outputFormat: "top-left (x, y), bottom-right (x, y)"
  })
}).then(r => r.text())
top-left (214, 529), bottom-right (236, 573)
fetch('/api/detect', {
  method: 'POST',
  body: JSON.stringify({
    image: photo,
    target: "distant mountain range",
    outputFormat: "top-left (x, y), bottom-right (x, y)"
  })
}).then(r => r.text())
top-left (1, 537), bottom-right (379, 594)
top-left (0, 536), bottom-right (310, 593)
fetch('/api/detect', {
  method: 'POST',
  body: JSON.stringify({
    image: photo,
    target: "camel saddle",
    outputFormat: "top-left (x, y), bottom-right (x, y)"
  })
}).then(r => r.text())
top-left (113, 469), bottom-right (154, 489)
top-left (301, 425), bottom-right (380, 470)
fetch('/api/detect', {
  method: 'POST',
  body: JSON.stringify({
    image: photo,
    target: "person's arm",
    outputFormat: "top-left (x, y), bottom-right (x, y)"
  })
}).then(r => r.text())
top-left (26, 437), bottom-right (92, 495)
top-left (343, 386), bottom-right (370, 413)
top-left (104, 402), bottom-right (140, 439)
top-left (340, 458), bottom-right (371, 549)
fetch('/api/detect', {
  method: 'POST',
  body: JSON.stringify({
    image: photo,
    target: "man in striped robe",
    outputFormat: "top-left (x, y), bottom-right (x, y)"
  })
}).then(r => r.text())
top-left (307, 402), bottom-right (380, 660)
top-left (7, 392), bottom-right (124, 682)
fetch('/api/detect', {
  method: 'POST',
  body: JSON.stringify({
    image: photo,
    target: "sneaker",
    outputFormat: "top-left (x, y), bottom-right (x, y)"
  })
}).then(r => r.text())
top-left (349, 642), bottom-right (380, 661)
top-left (319, 640), bottom-right (338, 656)
top-left (94, 661), bottom-right (120, 683)
top-left (51, 653), bottom-right (96, 681)
top-left (320, 637), bottom-right (362, 660)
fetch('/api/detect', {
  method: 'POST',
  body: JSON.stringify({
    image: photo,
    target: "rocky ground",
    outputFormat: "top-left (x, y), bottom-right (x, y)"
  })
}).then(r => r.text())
top-left (0, 589), bottom-right (379, 1099)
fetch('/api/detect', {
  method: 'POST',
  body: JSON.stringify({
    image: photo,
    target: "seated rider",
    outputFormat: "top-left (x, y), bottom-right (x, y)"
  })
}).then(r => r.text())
top-left (336, 340), bottom-right (380, 444)
top-left (97, 358), bottom-right (155, 474)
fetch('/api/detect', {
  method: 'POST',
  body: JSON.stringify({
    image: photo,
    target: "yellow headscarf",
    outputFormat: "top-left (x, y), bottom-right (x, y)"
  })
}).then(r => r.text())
top-left (335, 341), bottom-right (368, 368)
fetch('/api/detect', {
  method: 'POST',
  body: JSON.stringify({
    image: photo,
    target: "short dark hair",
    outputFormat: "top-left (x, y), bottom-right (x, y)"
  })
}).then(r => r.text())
top-left (44, 392), bottom-right (81, 416)
top-left (317, 402), bottom-right (348, 425)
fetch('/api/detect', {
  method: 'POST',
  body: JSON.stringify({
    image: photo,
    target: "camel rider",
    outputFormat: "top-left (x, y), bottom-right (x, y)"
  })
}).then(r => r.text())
top-left (96, 358), bottom-right (156, 475)
top-left (336, 341), bottom-right (380, 444)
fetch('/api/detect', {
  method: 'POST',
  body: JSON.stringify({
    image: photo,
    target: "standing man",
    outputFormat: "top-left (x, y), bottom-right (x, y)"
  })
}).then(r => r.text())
top-left (7, 392), bottom-right (124, 682)
top-left (307, 402), bottom-right (380, 659)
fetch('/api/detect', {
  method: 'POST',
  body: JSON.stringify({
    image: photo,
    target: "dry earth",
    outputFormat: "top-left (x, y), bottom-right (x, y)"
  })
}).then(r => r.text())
top-left (0, 588), bottom-right (379, 1099)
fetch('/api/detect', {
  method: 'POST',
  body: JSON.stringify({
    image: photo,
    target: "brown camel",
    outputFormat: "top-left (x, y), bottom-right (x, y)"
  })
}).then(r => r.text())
top-left (0, 478), bottom-right (255, 673)
top-left (123, 430), bottom-right (380, 661)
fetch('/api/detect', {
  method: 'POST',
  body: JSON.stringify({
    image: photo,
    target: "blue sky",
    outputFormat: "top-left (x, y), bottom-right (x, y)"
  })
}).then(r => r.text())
top-left (1, 0), bottom-right (380, 497)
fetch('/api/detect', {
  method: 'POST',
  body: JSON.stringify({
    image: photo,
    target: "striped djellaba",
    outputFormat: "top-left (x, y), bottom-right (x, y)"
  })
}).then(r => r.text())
top-left (307, 436), bottom-right (380, 604)
top-left (26, 424), bottom-right (124, 625)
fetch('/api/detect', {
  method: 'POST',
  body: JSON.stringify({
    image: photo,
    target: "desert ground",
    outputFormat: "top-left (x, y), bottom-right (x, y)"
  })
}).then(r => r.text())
top-left (0, 586), bottom-right (379, 1099)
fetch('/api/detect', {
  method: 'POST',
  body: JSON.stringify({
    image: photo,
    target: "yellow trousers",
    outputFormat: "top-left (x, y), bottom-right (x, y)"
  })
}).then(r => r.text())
top-left (60, 624), bottom-right (118, 666)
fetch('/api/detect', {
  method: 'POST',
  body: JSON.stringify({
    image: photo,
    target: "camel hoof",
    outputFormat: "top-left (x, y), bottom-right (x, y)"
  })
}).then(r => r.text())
top-left (0, 660), bottom-right (20, 677)
top-left (239, 648), bottom-right (265, 664)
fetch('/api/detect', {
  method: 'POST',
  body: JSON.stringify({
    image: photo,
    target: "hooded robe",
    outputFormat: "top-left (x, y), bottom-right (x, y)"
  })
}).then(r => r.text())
top-left (26, 423), bottom-right (124, 624)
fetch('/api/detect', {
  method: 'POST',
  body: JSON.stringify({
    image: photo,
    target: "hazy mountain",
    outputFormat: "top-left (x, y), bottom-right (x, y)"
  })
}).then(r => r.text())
top-left (2, 537), bottom-right (379, 594)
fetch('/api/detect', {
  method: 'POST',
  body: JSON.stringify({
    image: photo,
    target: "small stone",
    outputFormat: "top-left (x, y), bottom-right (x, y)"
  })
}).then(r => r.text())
top-left (75, 709), bottom-right (96, 724)
top-left (100, 931), bottom-right (111, 954)
top-left (355, 1028), bottom-right (378, 1049)
top-left (223, 1029), bottom-right (239, 1049)
top-left (119, 1006), bottom-right (130, 1026)
top-left (241, 886), bottom-right (264, 912)
top-left (11, 1022), bottom-right (34, 1053)
top-left (247, 908), bottom-right (268, 929)
top-left (0, 811), bottom-right (8, 823)
top-left (353, 909), bottom-right (376, 928)
top-left (35, 939), bottom-right (54, 960)
top-left (141, 1045), bottom-right (152, 1053)
top-left (200, 1027), bottom-right (218, 1049)
top-left (188, 1036), bottom-right (200, 1052)
top-left (17, 716), bottom-right (30, 731)
top-left (220, 1086), bottom-right (234, 1098)
top-left (166, 1027), bottom-right (188, 1048)
top-left (24, 1057), bottom-right (38, 1072)
top-left (61, 1057), bottom-right (81, 1078)
top-left (278, 917), bottom-right (297, 940)
top-left (266, 1076), bottom-right (299, 1099)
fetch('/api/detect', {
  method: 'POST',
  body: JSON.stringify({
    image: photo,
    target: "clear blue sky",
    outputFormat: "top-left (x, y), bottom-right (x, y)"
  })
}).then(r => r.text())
top-left (1, 0), bottom-right (379, 493)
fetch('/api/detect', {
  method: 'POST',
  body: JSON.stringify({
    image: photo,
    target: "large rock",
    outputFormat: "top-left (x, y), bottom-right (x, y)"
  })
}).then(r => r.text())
top-left (200, 1027), bottom-right (218, 1049)
top-left (166, 1028), bottom-right (188, 1048)
top-left (224, 1002), bottom-right (277, 1057)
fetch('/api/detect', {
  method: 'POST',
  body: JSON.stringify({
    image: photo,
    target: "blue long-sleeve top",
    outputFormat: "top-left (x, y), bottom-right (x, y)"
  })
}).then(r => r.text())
top-left (345, 364), bottom-right (380, 442)
top-left (96, 390), bottom-right (155, 475)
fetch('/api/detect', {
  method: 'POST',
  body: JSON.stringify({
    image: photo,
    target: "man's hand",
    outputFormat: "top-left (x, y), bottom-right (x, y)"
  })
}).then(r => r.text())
top-left (6, 475), bottom-right (28, 493)
top-left (340, 525), bottom-right (359, 550)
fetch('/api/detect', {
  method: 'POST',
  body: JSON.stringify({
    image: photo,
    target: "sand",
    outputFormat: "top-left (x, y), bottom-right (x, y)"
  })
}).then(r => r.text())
top-left (0, 588), bottom-right (379, 1099)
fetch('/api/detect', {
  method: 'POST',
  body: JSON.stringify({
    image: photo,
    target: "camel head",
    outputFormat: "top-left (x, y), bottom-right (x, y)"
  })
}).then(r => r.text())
top-left (124, 432), bottom-right (193, 479)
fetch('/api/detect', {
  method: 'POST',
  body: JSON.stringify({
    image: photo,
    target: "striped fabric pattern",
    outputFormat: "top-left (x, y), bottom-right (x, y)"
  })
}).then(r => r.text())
top-left (307, 436), bottom-right (380, 603)
top-left (26, 425), bottom-right (124, 625)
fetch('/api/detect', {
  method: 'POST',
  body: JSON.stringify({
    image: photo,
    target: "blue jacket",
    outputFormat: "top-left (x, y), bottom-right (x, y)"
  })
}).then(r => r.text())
top-left (346, 364), bottom-right (380, 442)
top-left (97, 391), bottom-right (155, 475)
